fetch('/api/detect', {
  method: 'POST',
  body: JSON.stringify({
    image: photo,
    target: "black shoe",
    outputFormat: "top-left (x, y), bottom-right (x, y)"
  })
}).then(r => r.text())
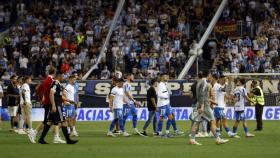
top-left (67, 140), bottom-right (78, 144)
top-left (38, 139), bottom-right (48, 144)
top-left (140, 131), bottom-right (148, 137)
top-left (254, 129), bottom-right (262, 131)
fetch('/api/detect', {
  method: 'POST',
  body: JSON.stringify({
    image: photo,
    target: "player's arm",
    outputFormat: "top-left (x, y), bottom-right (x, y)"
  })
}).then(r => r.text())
top-left (151, 97), bottom-right (157, 111)
top-left (0, 86), bottom-right (3, 98)
top-left (196, 82), bottom-right (205, 113)
top-left (50, 87), bottom-right (57, 113)
top-left (157, 83), bottom-right (169, 99)
top-left (109, 94), bottom-right (115, 112)
top-left (22, 88), bottom-right (27, 104)
top-left (62, 89), bottom-right (75, 105)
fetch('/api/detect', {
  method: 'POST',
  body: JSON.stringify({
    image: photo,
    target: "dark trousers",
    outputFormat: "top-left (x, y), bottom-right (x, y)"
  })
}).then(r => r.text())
top-left (255, 104), bottom-right (264, 130)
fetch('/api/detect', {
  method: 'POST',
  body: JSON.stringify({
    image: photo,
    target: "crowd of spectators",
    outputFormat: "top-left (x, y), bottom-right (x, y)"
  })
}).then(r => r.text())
top-left (0, 0), bottom-right (279, 81)
top-left (210, 0), bottom-right (280, 75)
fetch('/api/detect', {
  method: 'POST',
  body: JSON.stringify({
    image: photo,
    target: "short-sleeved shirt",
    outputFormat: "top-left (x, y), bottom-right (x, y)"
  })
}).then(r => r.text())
top-left (42, 75), bottom-right (54, 105)
top-left (50, 80), bottom-right (63, 107)
top-left (213, 83), bottom-right (226, 108)
top-left (110, 86), bottom-right (124, 109)
top-left (123, 82), bottom-right (133, 105)
top-left (147, 86), bottom-right (157, 111)
top-left (232, 86), bottom-right (247, 111)
top-left (64, 84), bottom-right (75, 102)
top-left (20, 83), bottom-right (31, 104)
top-left (7, 84), bottom-right (19, 106)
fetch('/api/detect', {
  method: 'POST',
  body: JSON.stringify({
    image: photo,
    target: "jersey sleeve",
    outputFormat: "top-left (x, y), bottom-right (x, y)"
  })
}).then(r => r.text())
top-left (123, 83), bottom-right (131, 93)
top-left (157, 83), bottom-right (169, 99)
top-left (110, 87), bottom-right (117, 96)
top-left (50, 81), bottom-right (57, 93)
top-left (243, 88), bottom-right (248, 97)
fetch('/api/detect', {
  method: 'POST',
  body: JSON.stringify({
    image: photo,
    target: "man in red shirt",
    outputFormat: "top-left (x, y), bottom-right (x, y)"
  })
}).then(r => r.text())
top-left (28, 66), bottom-right (66, 144)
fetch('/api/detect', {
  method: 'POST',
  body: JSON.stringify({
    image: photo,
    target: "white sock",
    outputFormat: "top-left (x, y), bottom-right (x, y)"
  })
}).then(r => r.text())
top-left (72, 126), bottom-right (76, 131)
top-left (67, 127), bottom-right (71, 134)
top-left (158, 131), bottom-right (162, 135)
top-left (166, 130), bottom-right (170, 134)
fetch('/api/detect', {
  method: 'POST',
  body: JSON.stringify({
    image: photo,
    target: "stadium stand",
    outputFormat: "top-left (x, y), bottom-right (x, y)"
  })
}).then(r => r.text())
top-left (0, 0), bottom-right (280, 80)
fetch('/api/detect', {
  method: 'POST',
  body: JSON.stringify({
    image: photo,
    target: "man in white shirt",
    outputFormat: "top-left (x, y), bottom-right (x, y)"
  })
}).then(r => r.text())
top-left (157, 73), bottom-right (174, 137)
top-left (20, 76), bottom-right (35, 143)
top-left (107, 78), bottom-right (129, 137)
top-left (231, 78), bottom-right (255, 137)
top-left (63, 75), bottom-right (77, 135)
top-left (122, 73), bottom-right (142, 135)
top-left (212, 75), bottom-right (234, 137)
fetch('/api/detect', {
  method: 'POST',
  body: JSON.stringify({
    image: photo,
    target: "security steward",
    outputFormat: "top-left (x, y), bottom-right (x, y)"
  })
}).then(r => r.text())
top-left (250, 80), bottom-right (265, 131)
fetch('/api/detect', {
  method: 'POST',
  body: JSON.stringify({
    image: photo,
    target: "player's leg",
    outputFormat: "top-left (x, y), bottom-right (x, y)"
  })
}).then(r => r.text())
top-left (117, 109), bottom-right (129, 137)
top-left (122, 104), bottom-right (130, 127)
top-left (38, 108), bottom-right (53, 144)
top-left (232, 112), bottom-right (241, 137)
top-left (157, 106), bottom-right (165, 136)
top-left (242, 119), bottom-right (254, 137)
top-left (130, 104), bottom-right (139, 132)
top-left (189, 108), bottom-right (202, 145)
top-left (189, 121), bottom-right (202, 145)
top-left (57, 106), bottom-right (78, 144)
top-left (165, 106), bottom-right (173, 137)
top-left (142, 111), bottom-right (154, 131)
top-left (152, 111), bottom-right (158, 134)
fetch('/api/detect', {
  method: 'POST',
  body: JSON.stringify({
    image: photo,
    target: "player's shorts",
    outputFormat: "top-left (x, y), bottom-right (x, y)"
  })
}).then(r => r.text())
top-left (235, 111), bottom-right (245, 121)
top-left (64, 104), bottom-right (75, 118)
top-left (113, 109), bottom-right (123, 120)
top-left (8, 106), bottom-right (18, 117)
top-left (189, 107), bottom-right (202, 122)
top-left (47, 106), bottom-right (65, 125)
top-left (214, 107), bottom-right (226, 120)
top-left (20, 103), bottom-right (32, 119)
top-left (158, 105), bottom-right (172, 118)
top-left (123, 104), bottom-right (137, 116)
top-left (201, 105), bottom-right (215, 121)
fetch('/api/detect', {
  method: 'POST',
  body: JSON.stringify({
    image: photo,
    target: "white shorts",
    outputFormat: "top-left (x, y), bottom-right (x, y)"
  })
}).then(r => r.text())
top-left (8, 106), bottom-right (18, 117)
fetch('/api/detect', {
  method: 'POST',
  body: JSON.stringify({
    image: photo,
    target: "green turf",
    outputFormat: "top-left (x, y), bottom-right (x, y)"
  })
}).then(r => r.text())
top-left (0, 121), bottom-right (279, 158)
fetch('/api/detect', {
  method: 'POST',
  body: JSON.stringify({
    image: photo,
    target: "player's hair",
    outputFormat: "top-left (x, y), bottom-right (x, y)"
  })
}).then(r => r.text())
top-left (23, 76), bottom-right (31, 82)
top-left (211, 73), bottom-right (219, 80)
top-left (125, 73), bottom-right (133, 78)
top-left (252, 80), bottom-right (258, 85)
top-left (48, 66), bottom-right (57, 75)
top-left (150, 78), bottom-right (158, 85)
top-left (116, 78), bottom-right (125, 83)
top-left (10, 74), bottom-right (17, 80)
top-left (198, 71), bottom-right (203, 78)
top-left (239, 78), bottom-right (246, 85)
top-left (202, 70), bottom-right (209, 77)
top-left (69, 75), bottom-right (75, 79)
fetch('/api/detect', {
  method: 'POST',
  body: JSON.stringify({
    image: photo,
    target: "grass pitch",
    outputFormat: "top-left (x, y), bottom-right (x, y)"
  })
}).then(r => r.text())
top-left (0, 121), bottom-right (280, 158)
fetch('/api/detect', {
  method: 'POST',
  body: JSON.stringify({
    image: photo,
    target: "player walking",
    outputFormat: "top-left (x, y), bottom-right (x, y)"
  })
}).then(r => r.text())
top-left (189, 70), bottom-right (229, 145)
top-left (122, 73), bottom-right (142, 135)
top-left (107, 78), bottom-right (130, 137)
top-left (231, 78), bottom-right (255, 137)
top-left (38, 71), bottom-right (78, 144)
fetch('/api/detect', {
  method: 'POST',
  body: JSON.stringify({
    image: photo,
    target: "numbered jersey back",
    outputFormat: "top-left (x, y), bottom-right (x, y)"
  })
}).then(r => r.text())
top-left (233, 86), bottom-right (247, 111)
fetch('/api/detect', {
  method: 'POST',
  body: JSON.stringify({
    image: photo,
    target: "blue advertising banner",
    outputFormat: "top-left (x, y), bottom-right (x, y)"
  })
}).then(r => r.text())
top-left (2, 107), bottom-right (279, 121)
